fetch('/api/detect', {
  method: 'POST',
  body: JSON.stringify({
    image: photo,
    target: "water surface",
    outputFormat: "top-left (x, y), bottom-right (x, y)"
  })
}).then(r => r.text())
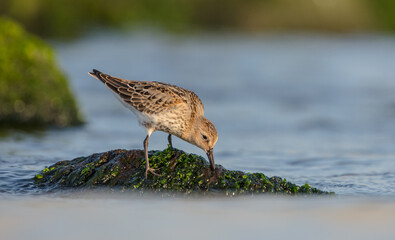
top-left (1, 195), bottom-right (394, 240)
top-left (3, 31), bottom-right (395, 195)
top-left (2, 30), bottom-right (395, 239)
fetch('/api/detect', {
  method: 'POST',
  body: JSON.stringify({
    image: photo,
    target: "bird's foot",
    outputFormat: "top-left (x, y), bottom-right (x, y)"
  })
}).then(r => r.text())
top-left (145, 167), bottom-right (160, 179)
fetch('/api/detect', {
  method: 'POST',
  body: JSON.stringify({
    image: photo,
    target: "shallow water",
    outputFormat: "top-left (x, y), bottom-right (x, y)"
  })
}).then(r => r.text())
top-left (2, 31), bottom-right (395, 196)
top-left (1, 195), bottom-right (395, 240)
top-left (1, 31), bottom-right (395, 239)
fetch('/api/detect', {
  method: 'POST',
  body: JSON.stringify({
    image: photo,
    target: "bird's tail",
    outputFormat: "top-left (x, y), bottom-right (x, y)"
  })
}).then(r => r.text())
top-left (88, 69), bottom-right (107, 84)
top-left (88, 69), bottom-right (136, 94)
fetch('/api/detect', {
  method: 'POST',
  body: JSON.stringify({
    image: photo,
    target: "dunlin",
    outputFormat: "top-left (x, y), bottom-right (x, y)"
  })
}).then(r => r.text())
top-left (89, 69), bottom-right (218, 179)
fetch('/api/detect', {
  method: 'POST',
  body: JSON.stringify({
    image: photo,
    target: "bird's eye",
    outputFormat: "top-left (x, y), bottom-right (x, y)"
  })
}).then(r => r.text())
top-left (202, 134), bottom-right (208, 140)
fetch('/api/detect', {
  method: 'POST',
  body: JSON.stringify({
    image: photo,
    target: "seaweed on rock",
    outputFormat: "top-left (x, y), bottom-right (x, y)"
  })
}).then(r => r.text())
top-left (35, 147), bottom-right (332, 196)
top-left (0, 17), bottom-right (83, 129)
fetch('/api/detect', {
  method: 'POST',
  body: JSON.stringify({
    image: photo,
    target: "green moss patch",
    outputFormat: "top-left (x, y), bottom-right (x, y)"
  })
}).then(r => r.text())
top-left (35, 147), bottom-right (333, 196)
top-left (0, 17), bottom-right (83, 129)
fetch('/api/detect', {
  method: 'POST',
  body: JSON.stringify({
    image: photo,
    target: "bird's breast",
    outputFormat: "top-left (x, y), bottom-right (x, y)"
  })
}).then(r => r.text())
top-left (149, 109), bottom-right (189, 136)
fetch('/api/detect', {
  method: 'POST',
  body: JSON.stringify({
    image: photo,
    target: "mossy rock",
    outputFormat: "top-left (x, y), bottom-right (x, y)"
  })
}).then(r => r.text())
top-left (0, 17), bottom-right (83, 129)
top-left (35, 147), bottom-right (333, 196)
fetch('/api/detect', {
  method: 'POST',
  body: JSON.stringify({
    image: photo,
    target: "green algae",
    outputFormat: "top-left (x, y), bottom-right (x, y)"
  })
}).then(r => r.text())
top-left (0, 17), bottom-right (83, 129)
top-left (34, 174), bottom-right (43, 180)
top-left (34, 147), bottom-right (333, 196)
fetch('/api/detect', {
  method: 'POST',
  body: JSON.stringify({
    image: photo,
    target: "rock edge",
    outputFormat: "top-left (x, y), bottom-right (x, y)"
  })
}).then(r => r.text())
top-left (35, 147), bottom-right (333, 196)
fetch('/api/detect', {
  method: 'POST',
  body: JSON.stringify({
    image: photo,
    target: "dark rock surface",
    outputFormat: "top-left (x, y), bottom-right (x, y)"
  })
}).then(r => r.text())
top-left (35, 147), bottom-right (332, 196)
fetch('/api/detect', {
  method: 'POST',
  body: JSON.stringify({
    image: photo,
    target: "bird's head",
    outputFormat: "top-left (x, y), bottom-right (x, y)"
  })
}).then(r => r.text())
top-left (188, 116), bottom-right (218, 170)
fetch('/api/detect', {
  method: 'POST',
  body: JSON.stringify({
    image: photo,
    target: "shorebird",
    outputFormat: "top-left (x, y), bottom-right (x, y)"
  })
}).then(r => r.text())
top-left (89, 69), bottom-right (218, 179)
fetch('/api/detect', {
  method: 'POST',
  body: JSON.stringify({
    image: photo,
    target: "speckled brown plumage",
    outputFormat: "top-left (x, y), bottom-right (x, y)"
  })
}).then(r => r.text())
top-left (89, 69), bottom-right (218, 179)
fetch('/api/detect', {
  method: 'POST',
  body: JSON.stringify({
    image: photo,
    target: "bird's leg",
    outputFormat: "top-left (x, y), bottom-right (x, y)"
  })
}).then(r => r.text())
top-left (167, 134), bottom-right (173, 148)
top-left (144, 135), bottom-right (159, 179)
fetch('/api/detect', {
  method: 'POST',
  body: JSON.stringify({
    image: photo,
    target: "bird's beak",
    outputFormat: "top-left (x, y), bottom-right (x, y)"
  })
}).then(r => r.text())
top-left (206, 149), bottom-right (215, 171)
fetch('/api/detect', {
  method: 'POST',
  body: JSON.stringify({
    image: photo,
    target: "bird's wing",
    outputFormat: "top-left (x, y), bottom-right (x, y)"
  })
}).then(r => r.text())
top-left (153, 81), bottom-right (205, 116)
top-left (89, 69), bottom-right (201, 115)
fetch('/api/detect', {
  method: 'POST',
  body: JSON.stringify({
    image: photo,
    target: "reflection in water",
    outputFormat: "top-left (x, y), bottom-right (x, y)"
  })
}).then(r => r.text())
top-left (1, 32), bottom-right (395, 196)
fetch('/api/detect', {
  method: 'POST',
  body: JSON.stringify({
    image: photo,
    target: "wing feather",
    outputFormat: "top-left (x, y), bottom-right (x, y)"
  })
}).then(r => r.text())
top-left (89, 69), bottom-right (198, 115)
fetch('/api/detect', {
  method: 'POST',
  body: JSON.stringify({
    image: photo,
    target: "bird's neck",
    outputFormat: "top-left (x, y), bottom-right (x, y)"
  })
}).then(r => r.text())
top-left (181, 116), bottom-right (201, 147)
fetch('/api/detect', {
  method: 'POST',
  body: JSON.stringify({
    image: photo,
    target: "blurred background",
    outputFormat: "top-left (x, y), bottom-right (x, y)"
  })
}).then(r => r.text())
top-left (1, 1), bottom-right (395, 239)
top-left (1, 0), bottom-right (395, 38)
